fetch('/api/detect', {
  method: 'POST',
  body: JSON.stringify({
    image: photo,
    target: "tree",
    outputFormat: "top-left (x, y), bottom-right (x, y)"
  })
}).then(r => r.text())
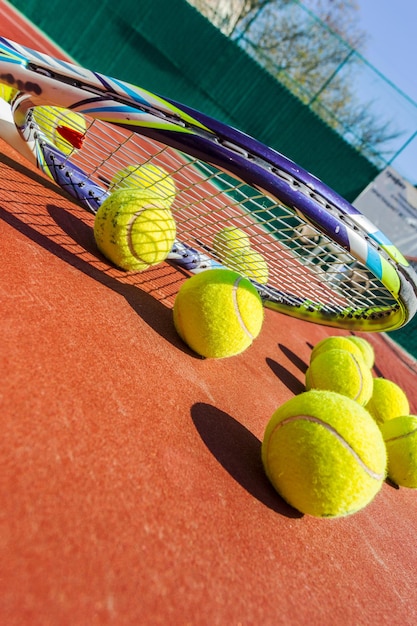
top-left (300, 0), bottom-right (364, 46)
top-left (187, 0), bottom-right (401, 166)
top-left (231, 0), bottom-right (363, 103)
top-left (194, 0), bottom-right (364, 45)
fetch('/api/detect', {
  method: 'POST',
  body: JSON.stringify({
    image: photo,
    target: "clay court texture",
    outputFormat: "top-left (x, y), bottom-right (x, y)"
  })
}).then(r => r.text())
top-left (1, 3), bottom-right (417, 625)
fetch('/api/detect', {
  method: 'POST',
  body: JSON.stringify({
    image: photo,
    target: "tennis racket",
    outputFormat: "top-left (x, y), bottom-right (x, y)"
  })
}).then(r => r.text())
top-left (0, 36), bottom-right (416, 332)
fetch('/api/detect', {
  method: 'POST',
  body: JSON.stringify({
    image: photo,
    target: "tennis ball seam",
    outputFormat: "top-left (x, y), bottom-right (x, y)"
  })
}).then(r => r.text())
top-left (232, 276), bottom-right (255, 340)
top-left (266, 414), bottom-right (385, 481)
top-left (350, 354), bottom-right (365, 401)
top-left (127, 205), bottom-right (170, 265)
top-left (384, 426), bottom-right (417, 443)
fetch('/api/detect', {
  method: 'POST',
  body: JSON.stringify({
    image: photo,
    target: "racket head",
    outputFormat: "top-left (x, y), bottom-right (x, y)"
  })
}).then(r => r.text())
top-left (0, 37), bottom-right (416, 332)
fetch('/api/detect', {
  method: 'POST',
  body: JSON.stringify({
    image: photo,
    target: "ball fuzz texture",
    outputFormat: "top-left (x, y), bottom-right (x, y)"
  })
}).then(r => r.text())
top-left (365, 378), bottom-right (410, 425)
top-left (380, 416), bottom-right (417, 488)
top-left (110, 163), bottom-right (176, 207)
top-left (261, 390), bottom-right (387, 517)
top-left (173, 268), bottom-right (264, 358)
top-left (33, 106), bottom-right (86, 154)
top-left (94, 189), bottom-right (176, 272)
top-left (347, 336), bottom-right (375, 368)
top-left (310, 335), bottom-right (364, 364)
top-left (305, 348), bottom-right (373, 405)
top-left (212, 227), bottom-right (269, 284)
top-left (212, 227), bottom-right (251, 257)
top-left (0, 83), bottom-right (17, 103)
top-left (223, 248), bottom-right (269, 285)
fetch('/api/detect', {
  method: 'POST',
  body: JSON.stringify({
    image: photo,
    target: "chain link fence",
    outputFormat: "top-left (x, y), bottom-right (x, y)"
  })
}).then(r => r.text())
top-left (188, 0), bottom-right (417, 185)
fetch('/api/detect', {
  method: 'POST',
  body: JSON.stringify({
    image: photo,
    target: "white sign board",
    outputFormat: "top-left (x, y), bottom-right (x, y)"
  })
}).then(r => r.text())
top-left (353, 166), bottom-right (417, 259)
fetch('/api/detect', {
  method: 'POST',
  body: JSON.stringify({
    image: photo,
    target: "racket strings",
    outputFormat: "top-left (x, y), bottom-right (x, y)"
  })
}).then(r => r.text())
top-left (29, 107), bottom-right (397, 318)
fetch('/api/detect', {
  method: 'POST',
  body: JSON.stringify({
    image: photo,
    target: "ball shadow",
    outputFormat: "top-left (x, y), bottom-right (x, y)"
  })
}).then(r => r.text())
top-left (190, 402), bottom-right (302, 518)
top-left (372, 363), bottom-right (384, 377)
top-left (265, 357), bottom-right (305, 395)
top-left (278, 343), bottom-right (308, 374)
top-left (47, 204), bottom-right (202, 355)
top-left (385, 477), bottom-right (400, 490)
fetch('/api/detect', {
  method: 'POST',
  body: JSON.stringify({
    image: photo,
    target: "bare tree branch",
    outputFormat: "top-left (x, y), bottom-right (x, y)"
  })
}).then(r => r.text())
top-left (187, 0), bottom-right (398, 163)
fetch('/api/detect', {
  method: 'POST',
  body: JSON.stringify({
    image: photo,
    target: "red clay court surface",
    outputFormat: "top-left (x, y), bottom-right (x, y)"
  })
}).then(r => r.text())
top-left (1, 3), bottom-right (417, 625)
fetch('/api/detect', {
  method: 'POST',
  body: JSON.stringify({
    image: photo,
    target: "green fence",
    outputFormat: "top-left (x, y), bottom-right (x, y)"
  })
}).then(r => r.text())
top-left (9, 0), bottom-right (379, 201)
top-left (189, 0), bottom-right (417, 187)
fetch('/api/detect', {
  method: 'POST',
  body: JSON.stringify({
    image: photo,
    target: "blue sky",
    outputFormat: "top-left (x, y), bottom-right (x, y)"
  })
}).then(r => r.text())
top-left (358, 1), bottom-right (417, 102)
top-left (357, 1), bottom-right (417, 183)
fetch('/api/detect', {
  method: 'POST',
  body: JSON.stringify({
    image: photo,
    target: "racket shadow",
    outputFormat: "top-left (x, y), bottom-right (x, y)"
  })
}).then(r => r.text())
top-left (0, 200), bottom-right (195, 355)
top-left (47, 203), bottom-right (204, 354)
top-left (190, 402), bottom-right (302, 518)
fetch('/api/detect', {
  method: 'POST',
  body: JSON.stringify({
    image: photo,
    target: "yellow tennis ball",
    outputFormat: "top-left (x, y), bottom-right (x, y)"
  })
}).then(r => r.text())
top-left (110, 163), bottom-right (176, 207)
top-left (305, 348), bottom-right (373, 405)
top-left (94, 188), bottom-right (177, 272)
top-left (380, 416), bottom-right (417, 488)
top-left (212, 227), bottom-right (251, 258)
top-left (310, 335), bottom-right (365, 364)
top-left (261, 390), bottom-right (387, 517)
top-left (0, 83), bottom-right (17, 103)
top-left (347, 336), bottom-right (375, 368)
top-left (223, 248), bottom-right (269, 285)
top-left (33, 106), bottom-right (86, 154)
top-left (173, 268), bottom-right (264, 358)
top-left (365, 378), bottom-right (410, 425)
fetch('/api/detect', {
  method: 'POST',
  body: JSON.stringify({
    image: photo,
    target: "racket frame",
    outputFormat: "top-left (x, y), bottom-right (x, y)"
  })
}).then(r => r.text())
top-left (0, 37), bottom-right (416, 331)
